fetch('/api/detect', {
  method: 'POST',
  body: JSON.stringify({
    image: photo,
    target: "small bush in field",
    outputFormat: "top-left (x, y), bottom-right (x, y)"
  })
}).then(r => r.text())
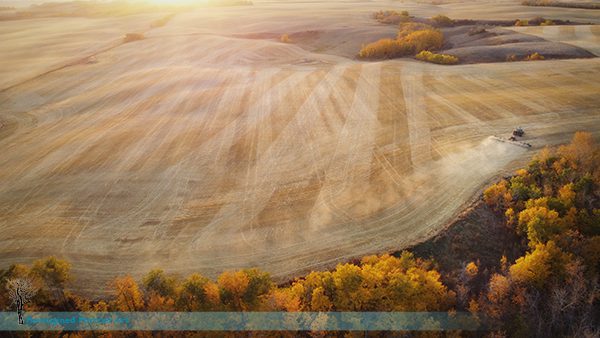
top-left (506, 54), bottom-right (518, 62)
top-left (415, 51), bottom-right (459, 64)
top-left (373, 10), bottom-right (410, 24)
top-left (540, 19), bottom-right (554, 26)
top-left (524, 52), bottom-right (545, 61)
top-left (123, 33), bottom-right (145, 43)
top-left (430, 14), bottom-right (454, 27)
top-left (528, 16), bottom-right (547, 25)
top-left (280, 34), bottom-right (291, 43)
top-left (397, 22), bottom-right (435, 38)
top-left (404, 29), bottom-right (443, 52)
top-left (514, 19), bottom-right (529, 26)
top-left (358, 39), bottom-right (414, 59)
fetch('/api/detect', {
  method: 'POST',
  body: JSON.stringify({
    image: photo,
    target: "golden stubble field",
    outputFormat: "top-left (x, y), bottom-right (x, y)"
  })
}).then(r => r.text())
top-left (1, 0), bottom-right (599, 295)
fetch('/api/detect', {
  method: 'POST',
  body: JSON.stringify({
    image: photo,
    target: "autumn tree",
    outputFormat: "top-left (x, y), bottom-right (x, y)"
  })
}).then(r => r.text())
top-left (242, 268), bottom-right (273, 310)
top-left (30, 256), bottom-right (72, 308)
top-left (176, 273), bottom-right (218, 311)
top-left (142, 269), bottom-right (177, 299)
top-left (517, 201), bottom-right (565, 247)
top-left (111, 276), bottom-right (144, 311)
top-left (483, 180), bottom-right (512, 211)
top-left (509, 241), bottom-right (571, 289)
top-left (217, 270), bottom-right (249, 310)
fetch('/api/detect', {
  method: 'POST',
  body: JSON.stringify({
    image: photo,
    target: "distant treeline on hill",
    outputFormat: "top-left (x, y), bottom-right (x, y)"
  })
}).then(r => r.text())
top-left (522, 0), bottom-right (600, 9)
top-left (1, 132), bottom-right (598, 337)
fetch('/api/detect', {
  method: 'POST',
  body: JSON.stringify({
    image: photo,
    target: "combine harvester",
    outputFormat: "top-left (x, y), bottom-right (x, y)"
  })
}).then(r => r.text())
top-left (492, 127), bottom-right (532, 148)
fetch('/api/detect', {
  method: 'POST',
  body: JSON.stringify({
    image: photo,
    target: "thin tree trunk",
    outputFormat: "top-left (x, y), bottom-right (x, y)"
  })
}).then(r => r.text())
top-left (16, 288), bottom-right (24, 325)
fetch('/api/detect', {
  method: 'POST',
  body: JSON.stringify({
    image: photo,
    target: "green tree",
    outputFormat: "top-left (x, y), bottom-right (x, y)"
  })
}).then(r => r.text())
top-left (142, 269), bottom-right (177, 298)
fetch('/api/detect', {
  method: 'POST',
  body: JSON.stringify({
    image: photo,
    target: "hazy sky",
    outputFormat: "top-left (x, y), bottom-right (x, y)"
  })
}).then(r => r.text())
top-left (0, 0), bottom-right (75, 7)
top-left (0, 0), bottom-right (141, 8)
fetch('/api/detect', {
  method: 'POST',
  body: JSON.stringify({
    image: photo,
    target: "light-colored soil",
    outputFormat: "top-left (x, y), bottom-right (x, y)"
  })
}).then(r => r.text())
top-left (0, 0), bottom-right (599, 297)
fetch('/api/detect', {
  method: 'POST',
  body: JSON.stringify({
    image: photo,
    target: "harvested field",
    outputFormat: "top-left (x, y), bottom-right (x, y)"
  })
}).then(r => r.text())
top-left (442, 25), bottom-right (596, 63)
top-left (0, 0), bottom-right (599, 296)
top-left (508, 25), bottom-right (600, 56)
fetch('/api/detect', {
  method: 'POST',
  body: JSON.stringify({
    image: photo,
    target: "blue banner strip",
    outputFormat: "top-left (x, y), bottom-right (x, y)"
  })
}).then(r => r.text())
top-left (0, 312), bottom-right (483, 331)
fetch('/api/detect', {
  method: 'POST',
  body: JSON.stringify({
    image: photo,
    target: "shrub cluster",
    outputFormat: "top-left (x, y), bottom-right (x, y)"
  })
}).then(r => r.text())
top-left (515, 16), bottom-right (555, 26)
top-left (505, 52), bottom-right (545, 62)
top-left (373, 10), bottom-right (410, 24)
top-left (358, 38), bottom-right (413, 59)
top-left (524, 52), bottom-right (545, 61)
top-left (404, 29), bottom-right (443, 51)
top-left (430, 14), bottom-right (454, 27)
top-left (415, 50), bottom-right (459, 64)
top-left (359, 21), bottom-right (444, 60)
top-left (280, 33), bottom-right (291, 43)
top-left (397, 22), bottom-right (436, 38)
top-left (123, 33), bottom-right (144, 43)
top-left (506, 54), bottom-right (519, 62)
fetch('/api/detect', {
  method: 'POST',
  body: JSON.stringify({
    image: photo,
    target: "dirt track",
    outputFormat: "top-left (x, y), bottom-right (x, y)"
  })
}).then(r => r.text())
top-left (1, 1), bottom-right (599, 296)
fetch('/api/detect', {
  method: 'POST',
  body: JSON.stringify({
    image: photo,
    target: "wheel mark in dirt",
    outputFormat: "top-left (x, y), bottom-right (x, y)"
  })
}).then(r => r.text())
top-left (189, 65), bottom-right (348, 249)
top-left (376, 63), bottom-right (412, 178)
top-left (401, 66), bottom-right (432, 170)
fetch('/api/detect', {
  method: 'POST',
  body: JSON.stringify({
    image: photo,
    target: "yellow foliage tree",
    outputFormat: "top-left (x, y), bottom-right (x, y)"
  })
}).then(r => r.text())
top-left (484, 273), bottom-right (511, 319)
top-left (177, 273), bottom-right (213, 311)
top-left (509, 241), bottom-right (571, 289)
top-left (310, 286), bottom-right (333, 311)
top-left (465, 262), bottom-right (479, 279)
top-left (484, 180), bottom-right (512, 211)
top-left (112, 276), bottom-right (144, 311)
top-left (558, 183), bottom-right (576, 208)
top-left (218, 270), bottom-right (249, 310)
top-left (518, 204), bottom-right (564, 246)
top-left (404, 29), bottom-right (443, 52)
top-left (397, 22), bottom-right (435, 38)
top-left (265, 287), bottom-right (301, 311)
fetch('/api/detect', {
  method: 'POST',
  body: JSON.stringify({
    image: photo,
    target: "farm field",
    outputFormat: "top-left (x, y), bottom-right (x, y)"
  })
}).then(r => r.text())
top-left (0, 0), bottom-right (599, 296)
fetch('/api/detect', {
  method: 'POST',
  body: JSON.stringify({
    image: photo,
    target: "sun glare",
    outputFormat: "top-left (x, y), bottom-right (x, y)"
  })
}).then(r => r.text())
top-left (147, 0), bottom-right (207, 4)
